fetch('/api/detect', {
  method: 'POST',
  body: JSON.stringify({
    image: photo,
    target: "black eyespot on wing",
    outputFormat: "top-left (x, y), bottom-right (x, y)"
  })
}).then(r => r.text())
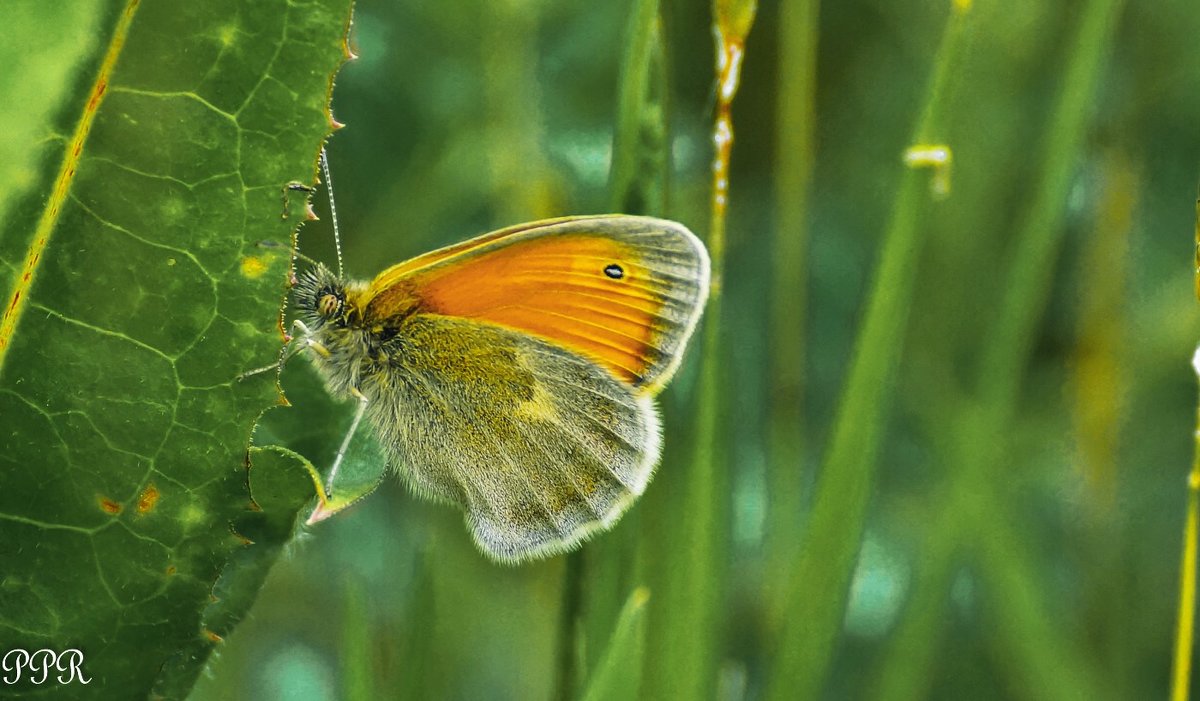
top-left (604, 263), bottom-right (624, 280)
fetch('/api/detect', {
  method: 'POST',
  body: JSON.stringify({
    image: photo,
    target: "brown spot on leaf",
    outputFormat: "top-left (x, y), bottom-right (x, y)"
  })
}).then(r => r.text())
top-left (203, 629), bottom-right (224, 644)
top-left (98, 497), bottom-right (122, 515)
top-left (136, 483), bottom-right (159, 514)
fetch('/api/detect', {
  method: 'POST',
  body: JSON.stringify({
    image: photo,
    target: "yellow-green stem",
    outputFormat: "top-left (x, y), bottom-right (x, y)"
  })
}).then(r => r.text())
top-left (1172, 357), bottom-right (1200, 701)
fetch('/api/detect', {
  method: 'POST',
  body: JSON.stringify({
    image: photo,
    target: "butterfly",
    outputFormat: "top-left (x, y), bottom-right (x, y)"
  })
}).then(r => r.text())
top-left (292, 215), bottom-right (710, 563)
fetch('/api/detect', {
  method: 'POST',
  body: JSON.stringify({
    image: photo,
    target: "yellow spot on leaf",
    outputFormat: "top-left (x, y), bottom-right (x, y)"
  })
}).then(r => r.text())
top-left (241, 255), bottom-right (268, 278)
top-left (137, 483), bottom-right (159, 514)
top-left (98, 496), bottom-right (122, 515)
top-left (161, 197), bottom-right (184, 220)
top-left (165, 565), bottom-right (177, 576)
top-left (179, 502), bottom-right (206, 528)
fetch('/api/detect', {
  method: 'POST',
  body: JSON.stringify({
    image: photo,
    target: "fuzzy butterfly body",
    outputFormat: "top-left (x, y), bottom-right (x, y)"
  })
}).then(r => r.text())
top-left (295, 215), bottom-right (709, 562)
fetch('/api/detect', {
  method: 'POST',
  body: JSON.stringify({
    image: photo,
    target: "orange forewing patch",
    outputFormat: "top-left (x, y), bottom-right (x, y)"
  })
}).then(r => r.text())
top-left (366, 232), bottom-right (667, 386)
top-left (366, 218), bottom-right (577, 291)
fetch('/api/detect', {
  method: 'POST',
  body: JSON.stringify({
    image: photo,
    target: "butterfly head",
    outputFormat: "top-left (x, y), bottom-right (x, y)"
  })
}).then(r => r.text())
top-left (295, 263), bottom-right (350, 328)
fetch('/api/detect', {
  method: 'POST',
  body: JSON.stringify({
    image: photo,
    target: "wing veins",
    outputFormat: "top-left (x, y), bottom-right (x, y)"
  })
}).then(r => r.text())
top-left (507, 268), bottom-right (684, 292)
top-left (405, 360), bottom-right (583, 536)
top-left (397, 368), bottom-right (497, 513)
top-left (500, 276), bottom-right (692, 305)
top-left (516, 349), bottom-right (646, 491)
top-left (551, 288), bottom-right (695, 316)
top-left (505, 303), bottom-right (670, 355)
top-left (518, 346), bottom-right (640, 412)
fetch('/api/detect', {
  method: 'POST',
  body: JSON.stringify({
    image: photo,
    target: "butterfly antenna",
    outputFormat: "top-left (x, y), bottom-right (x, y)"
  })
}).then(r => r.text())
top-left (320, 148), bottom-right (345, 279)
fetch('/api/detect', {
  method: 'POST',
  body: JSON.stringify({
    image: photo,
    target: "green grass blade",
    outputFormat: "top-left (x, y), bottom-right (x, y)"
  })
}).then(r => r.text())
top-left (1172, 352), bottom-right (1200, 701)
top-left (764, 0), bottom-right (820, 627)
top-left (764, 5), bottom-right (974, 699)
top-left (1176, 194), bottom-right (1200, 701)
top-left (977, 0), bottom-right (1124, 412)
top-left (609, 0), bottom-right (670, 214)
top-left (639, 2), bottom-right (757, 699)
top-left (871, 0), bottom-right (1126, 697)
top-left (341, 576), bottom-right (375, 701)
top-left (580, 587), bottom-right (650, 701)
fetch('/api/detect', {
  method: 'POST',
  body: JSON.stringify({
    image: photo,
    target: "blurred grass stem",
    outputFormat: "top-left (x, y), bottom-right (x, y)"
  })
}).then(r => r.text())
top-left (764, 0), bottom-right (818, 627)
top-left (872, 0), bottom-right (1125, 696)
top-left (764, 3), bottom-right (972, 698)
top-left (643, 1), bottom-right (757, 698)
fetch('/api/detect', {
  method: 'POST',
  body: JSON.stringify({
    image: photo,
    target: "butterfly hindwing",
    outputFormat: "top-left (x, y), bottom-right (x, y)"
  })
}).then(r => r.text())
top-left (363, 313), bottom-right (658, 561)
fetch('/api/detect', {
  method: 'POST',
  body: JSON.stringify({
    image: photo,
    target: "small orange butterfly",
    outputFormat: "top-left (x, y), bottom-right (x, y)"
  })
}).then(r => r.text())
top-left (290, 191), bottom-right (708, 564)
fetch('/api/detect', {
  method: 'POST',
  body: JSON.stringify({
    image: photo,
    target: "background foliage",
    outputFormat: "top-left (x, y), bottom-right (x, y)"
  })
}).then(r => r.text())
top-left (194, 0), bottom-right (1200, 698)
top-left (6, 0), bottom-right (1200, 698)
top-left (200, 0), bottom-right (1200, 699)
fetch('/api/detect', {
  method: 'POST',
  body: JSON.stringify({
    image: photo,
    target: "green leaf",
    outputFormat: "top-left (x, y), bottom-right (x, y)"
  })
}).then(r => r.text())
top-left (0, 0), bottom-right (353, 698)
top-left (255, 351), bottom-right (389, 523)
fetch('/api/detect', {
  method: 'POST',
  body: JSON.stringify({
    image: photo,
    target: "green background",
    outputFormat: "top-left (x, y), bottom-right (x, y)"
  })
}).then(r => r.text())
top-left (5, 0), bottom-right (1200, 699)
top-left (200, 0), bottom-right (1200, 698)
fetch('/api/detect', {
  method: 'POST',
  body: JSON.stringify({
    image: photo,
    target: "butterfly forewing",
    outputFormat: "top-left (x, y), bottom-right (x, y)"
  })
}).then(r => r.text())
top-left (363, 216), bottom-right (710, 393)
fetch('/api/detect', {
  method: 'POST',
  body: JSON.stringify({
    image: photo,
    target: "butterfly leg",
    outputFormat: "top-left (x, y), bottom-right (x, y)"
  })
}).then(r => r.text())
top-left (325, 386), bottom-right (369, 498)
top-left (291, 319), bottom-right (332, 359)
top-left (236, 320), bottom-right (330, 380)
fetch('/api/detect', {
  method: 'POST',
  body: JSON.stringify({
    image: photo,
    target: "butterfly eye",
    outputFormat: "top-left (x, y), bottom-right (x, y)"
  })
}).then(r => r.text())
top-left (317, 293), bottom-right (342, 319)
top-left (603, 263), bottom-right (624, 280)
